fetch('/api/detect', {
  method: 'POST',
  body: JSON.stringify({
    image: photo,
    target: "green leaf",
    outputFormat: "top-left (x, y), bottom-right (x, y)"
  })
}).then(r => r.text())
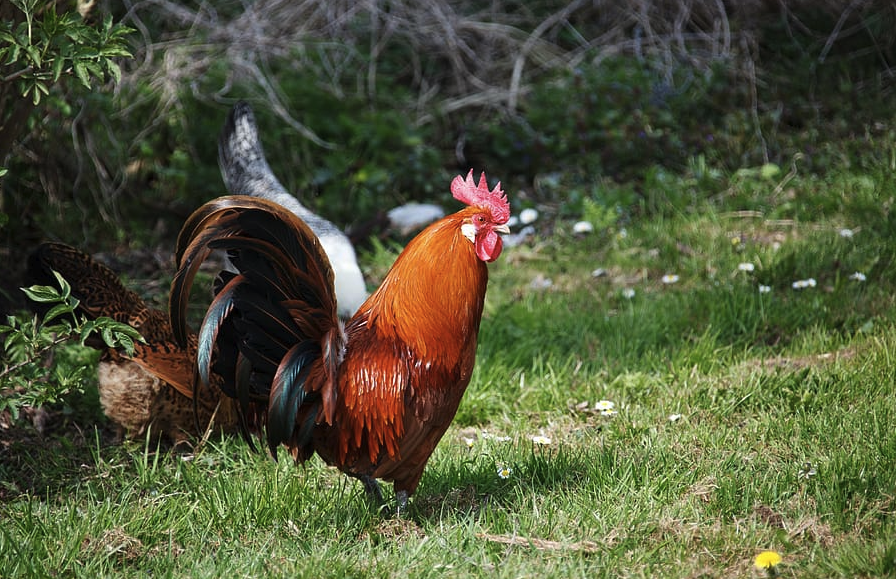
top-left (105, 60), bottom-right (121, 84)
top-left (101, 326), bottom-right (114, 347)
top-left (24, 44), bottom-right (41, 67)
top-left (79, 319), bottom-right (96, 343)
top-left (4, 329), bottom-right (22, 351)
top-left (101, 47), bottom-right (133, 58)
top-left (52, 270), bottom-right (72, 300)
top-left (116, 333), bottom-right (135, 356)
top-left (84, 59), bottom-right (103, 79)
top-left (42, 303), bottom-right (75, 324)
top-left (73, 60), bottom-right (89, 88)
top-left (6, 43), bottom-right (21, 66)
top-left (22, 284), bottom-right (63, 303)
top-left (51, 55), bottom-right (64, 81)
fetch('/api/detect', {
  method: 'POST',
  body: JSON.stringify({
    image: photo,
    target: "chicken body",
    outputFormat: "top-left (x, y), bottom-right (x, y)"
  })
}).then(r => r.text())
top-left (170, 172), bottom-right (509, 511)
top-left (26, 243), bottom-right (238, 444)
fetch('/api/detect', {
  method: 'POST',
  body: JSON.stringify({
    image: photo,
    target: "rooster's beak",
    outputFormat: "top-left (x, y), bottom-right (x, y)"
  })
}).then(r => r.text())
top-left (495, 224), bottom-right (511, 234)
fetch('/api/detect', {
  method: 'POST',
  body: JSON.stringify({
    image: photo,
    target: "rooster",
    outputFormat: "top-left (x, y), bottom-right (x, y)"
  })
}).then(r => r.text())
top-left (26, 243), bottom-right (239, 444)
top-left (170, 170), bottom-right (510, 512)
top-left (218, 101), bottom-right (368, 317)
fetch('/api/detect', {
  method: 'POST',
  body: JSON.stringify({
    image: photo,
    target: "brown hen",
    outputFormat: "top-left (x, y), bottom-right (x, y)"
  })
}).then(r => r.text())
top-left (26, 242), bottom-right (239, 444)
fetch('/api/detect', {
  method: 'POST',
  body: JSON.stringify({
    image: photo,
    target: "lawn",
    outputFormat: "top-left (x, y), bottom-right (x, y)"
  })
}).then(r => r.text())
top-left (2, 160), bottom-right (895, 578)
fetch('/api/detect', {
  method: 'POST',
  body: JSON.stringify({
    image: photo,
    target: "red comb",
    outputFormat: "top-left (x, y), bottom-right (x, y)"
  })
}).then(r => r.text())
top-left (450, 170), bottom-right (510, 224)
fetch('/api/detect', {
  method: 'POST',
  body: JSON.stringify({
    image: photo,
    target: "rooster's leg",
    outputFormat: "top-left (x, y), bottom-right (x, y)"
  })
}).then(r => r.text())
top-left (359, 475), bottom-right (386, 507)
top-left (395, 490), bottom-right (409, 517)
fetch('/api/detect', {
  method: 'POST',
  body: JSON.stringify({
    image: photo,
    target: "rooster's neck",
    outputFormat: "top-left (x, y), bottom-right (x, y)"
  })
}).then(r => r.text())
top-left (356, 213), bottom-right (489, 364)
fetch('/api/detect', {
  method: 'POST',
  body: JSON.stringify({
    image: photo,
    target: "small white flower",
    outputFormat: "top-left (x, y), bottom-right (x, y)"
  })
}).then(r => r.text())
top-left (519, 208), bottom-right (539, 225)
top-left (849, 271), bottom-right (866, 282)
top-left (792, 278), bottom-right (817, 289)
top-left (595, 400), bottom-right (615, 411)
top-left (839, 228), bottom-right (854, 238)
top-left (592, 268), bottom-right (607, 278)
top-left (668, 414), bottom-right (682, 422)
top-left (530, 435), bottom-right (552, 446)
top-left (493, 435), bottom-right (512, 442)
top-left (497, 466), bottom-right (512, 479)
top-left (617, 228), bottom-right (628, 239)
top-left (462, 437), bottom-right (475, 449)
top-left (621, 288), bottom-right (636, 299)
top-left (530, 275), bottom-right (553, 290)
top-left (600, 409), bottom-right (618, 417)
top-left (758, 284), bottom-right (772, 294)
top-left (573, 221), bottom-right (594, 234)
top-left (738, 262), bottom-right (755, 272)
top-left (661, 274), bottom-right (680, 284)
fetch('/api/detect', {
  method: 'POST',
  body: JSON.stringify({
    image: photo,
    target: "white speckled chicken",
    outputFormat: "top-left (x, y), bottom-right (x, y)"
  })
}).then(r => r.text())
top-left (218, 101), bottom-right (368, 317)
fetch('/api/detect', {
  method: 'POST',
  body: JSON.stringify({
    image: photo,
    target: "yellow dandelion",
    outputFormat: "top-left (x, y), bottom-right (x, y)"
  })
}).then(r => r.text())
top-left (754, 550), bottom-right (782, 570)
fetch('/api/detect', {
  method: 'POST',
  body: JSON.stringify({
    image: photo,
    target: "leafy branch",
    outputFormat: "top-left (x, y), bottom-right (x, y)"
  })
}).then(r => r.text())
top-left (0, 270), bottom-right (145, 419)
top-left (0, 0), bottom-right (133, 105)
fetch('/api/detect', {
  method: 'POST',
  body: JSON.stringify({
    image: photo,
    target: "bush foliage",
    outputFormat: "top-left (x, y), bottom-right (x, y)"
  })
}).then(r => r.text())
top-left (2, 0), bottom-right (893, 260)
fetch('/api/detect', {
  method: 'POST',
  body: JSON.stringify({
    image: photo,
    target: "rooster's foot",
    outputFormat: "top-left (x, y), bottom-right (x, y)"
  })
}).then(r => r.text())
top-left (395, 490), bottom-right (409, 517)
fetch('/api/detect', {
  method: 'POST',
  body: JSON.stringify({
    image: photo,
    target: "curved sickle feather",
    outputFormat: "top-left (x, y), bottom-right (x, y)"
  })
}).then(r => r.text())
top-left (171, 196), bottom-right (338, 348)
top-left (195, 273), bottom-right (243, 391)
top-left (234, 353), bottom-right (258, 452)
top-left (170, 194), bottom-right (343, 457)
top-left (268, 341), bottom-right (319, 454)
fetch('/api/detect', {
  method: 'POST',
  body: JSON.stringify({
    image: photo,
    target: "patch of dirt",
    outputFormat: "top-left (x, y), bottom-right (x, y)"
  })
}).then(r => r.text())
top-left (357, 516), bottom-right (426, 543)
top-left (753, 504), bottom-right (786, 529)
top-left (788, 515), bottom-right (835, 548)
top-left (687, 476), bottom-right (719, 504)
top-left (737, 346), bottom-right (858, 373)
top-left (81, 527), bottom-right (144, 562)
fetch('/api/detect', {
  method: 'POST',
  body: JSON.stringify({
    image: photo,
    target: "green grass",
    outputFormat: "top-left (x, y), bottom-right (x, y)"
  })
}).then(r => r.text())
top-left (3, 164), bottom-right (896, 578)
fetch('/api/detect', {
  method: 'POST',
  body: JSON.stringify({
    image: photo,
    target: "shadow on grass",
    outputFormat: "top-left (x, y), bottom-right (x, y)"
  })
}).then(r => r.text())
top-left (412, 444), bottom-right (605, 522)
top-left (0, 406), bottom-right (119, 502)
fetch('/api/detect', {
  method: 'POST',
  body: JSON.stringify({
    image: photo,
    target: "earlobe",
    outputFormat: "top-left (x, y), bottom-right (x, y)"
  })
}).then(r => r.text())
top-left (461, 223), bottom-right (476, 243)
